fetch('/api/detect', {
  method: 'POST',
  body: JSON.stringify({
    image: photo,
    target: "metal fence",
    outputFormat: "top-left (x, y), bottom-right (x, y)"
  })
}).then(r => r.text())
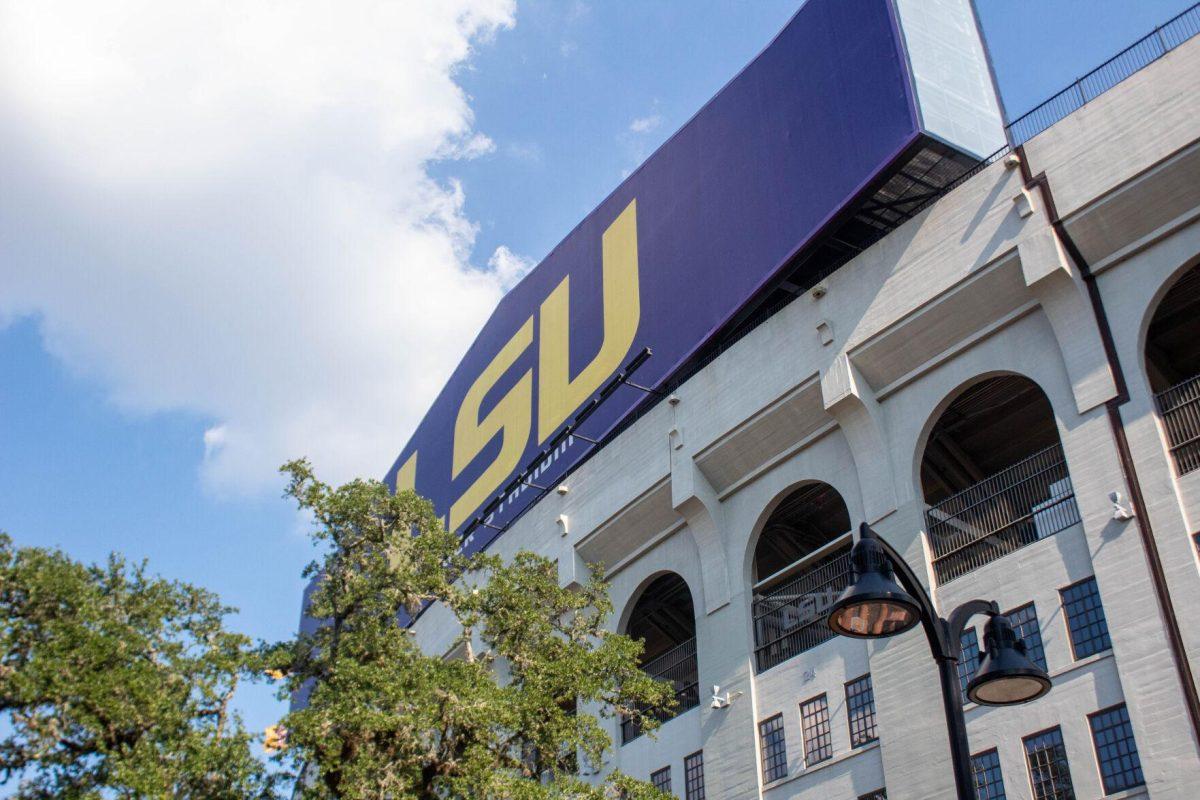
top-left (1006, 2), bottom-right (1200, 145)
top-left (752, 539), bottom-right (853, 672)
top-left (621, 637), bottom-right (700, 744)
top-left (925, 444), bottom-right (1080, 584)
top-left (1156, 374), bottom-right (1200, 475)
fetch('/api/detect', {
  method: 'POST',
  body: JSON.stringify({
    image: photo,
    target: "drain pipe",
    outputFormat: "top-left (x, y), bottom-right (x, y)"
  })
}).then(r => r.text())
top-left (1015, 144), bottom-right (1200, 746)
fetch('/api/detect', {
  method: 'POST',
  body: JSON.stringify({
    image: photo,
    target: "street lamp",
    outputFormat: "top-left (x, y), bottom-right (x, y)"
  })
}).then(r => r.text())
top-left (827, 523), bottom-right (1052, 800)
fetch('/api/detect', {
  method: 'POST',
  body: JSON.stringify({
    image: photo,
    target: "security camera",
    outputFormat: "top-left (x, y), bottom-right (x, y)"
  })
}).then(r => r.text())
top-left (1003, 153), bottom-right (1022, 170)
top-left (710, 685), bottom-right (743, 709)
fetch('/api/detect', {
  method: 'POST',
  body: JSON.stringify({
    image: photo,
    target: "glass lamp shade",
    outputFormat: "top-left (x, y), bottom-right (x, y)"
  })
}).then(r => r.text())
top-left (966, 614), bottom-right (1052, 706)
top-left (828, 536), bottom-right (922, 638)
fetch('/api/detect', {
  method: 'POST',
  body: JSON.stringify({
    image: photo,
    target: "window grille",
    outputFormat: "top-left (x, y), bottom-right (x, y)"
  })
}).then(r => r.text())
top-left (972, 748), bottom-right (1007, 800)
top-left (1155, 373), bottom-right (1200, 474)
top-left (1006, 603), bottom-right (1048, 672)
top-left (1060, 577), bottom-right (1111, 659)
top-left (959, 628), bottom-right (981, 701)
top-left (799, 694), bottom-right (832, 766)
top-left (752, 538), bottom-right (853, 671)
top-left (1024, 727), bottom-right (1075, 800)
top-left (925, 444), bottom-right (1079, 583)
top-left (759, 714), bottom-right (788, 783)
top-left (845, 674), bottom-right (878, 747)
top-left (1089, 704), bottom-right (1144, 794)
top-left (651, 766), bottom-right (672, 793)
top-left (684, 751), bottom-right (705, 800)
top-left (621, 637), bottom-right (700, 743)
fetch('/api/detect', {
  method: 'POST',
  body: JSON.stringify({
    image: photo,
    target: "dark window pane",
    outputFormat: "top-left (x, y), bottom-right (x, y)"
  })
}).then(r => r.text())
top-left (959, 628), bottom-right (981, 701)
top-left (684, 750), bottom-right (704, 800)
top-left (846, 674), bottom-right (878, 747)
top-left (1024, 727), bottom-right (1075, 800)
top-left (759, 714), bottom-right (788, 783)
top-left (1090, 704), bottom-right (1144, 793)
top-left (1006, 603), bottom-right (1048, 672)
top-left (1060, 577), bottom-right (1111, 659)
top-left (857, 790), bottom-right (887, 800)
top-left (651, 766), bottom-right (671, 793)
top-left (972, 748), bottom-right (1007, 800)
top-left (799, 694), bottom-right (832, 766)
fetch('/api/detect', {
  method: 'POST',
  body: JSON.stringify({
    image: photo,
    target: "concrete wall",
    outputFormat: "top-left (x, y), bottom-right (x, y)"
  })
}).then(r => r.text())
top-left (409, 31), bottom-right (1200, 800)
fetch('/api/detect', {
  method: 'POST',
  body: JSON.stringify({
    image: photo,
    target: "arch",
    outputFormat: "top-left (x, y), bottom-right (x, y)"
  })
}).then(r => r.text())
top-left (1142, 258), bottom-right (1200, 474)
top-left (621, 572), bottom-right (697, 665)
top-left (917, 374), bottom-right (1079, 584)
top-left (750, 481), bottom-right (851, 584)
top-left (747, 481), bottom-right (853, 672)
top-left (618, 571), bottom-right (700, 743)
top-left (1140, 256), bottom-right (1200, 393)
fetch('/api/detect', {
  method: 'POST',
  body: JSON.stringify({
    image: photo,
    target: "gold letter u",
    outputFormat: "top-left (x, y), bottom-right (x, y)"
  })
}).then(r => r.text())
top-left (537, 199), bottom-right (641, 443)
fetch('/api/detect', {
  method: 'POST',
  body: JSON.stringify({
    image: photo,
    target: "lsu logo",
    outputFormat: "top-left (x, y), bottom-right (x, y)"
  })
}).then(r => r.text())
top-left (399, 200), bottom-right (641, 531)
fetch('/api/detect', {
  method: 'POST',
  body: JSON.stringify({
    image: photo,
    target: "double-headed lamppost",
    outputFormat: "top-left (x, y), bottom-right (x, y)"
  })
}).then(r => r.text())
top-left (827, 523), bottom-right (1052, 800)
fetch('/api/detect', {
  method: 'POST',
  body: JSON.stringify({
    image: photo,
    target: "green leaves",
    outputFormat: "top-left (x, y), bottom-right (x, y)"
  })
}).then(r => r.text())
top-left (272, 461), bottom-right (674, 800)
top-left (0, 533), bottom-right (277, 799)
top-left (0, 457), bottom-right (677, 800)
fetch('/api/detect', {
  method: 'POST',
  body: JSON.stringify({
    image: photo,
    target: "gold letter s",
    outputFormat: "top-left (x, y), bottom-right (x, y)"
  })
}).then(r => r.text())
top-left (449, 317), bottom-right (534, 530)
top-left (538, 199), bottom-right (640, 443)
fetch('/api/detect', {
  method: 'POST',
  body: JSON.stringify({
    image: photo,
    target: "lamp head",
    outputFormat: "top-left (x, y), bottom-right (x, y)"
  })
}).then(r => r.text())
top-left (827, 532), bottom-right (922, 638)
top-left (966, 614), bottom-right (1052, 706)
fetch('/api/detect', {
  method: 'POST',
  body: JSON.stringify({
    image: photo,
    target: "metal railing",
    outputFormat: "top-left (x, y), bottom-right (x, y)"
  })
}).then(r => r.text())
top-left (752, 538), bottom-right (854, 672)
top-left (925, 444), bottom-right (1080, 584)
top-left (620, 637), bottom-right (700, 744)
top-left (1156, 373), bottom-right (1200, 475)
top-left (1006, 2), bottom-right (1200, 145)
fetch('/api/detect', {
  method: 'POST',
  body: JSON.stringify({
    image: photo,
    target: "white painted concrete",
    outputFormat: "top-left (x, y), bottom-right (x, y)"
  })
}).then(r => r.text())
top-left (408, 30), bottom-right (1200, 800)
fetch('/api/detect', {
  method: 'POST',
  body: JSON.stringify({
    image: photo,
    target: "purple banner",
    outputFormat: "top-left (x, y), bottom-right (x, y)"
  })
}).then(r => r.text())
top-left (385, 0), bottom-right (923, 551)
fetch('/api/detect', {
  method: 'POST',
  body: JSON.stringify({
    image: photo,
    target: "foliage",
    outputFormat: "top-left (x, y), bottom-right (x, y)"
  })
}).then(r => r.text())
top-left (0, 533), bottom-right (277, 799)
top-left (266, 459), bottom-right (675, 800)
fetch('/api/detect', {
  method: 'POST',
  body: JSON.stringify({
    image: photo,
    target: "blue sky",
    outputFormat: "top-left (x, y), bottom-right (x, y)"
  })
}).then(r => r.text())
top-left (0, 0), bottom-right (1193, 742)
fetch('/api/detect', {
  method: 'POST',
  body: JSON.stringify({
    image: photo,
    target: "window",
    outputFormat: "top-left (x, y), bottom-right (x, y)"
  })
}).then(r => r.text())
top-left (1024, 727), bottom-right (1075, 800)
top-left (684, 750), bottom-right (705, 800)
top-left (799, 693), bottom-right (832, 766)
top-left (1089, 704), bottom-right (1144, 794)
top-left (1060, 577), bottom-right (1111, 659)
top-left (651, 766), bottom-right (672, 793)
top-left (758, 714), bottom-right (787, 782)
top-left (972, 749), bottom-right (1007, 800)
top-left (1006, 603), bottom-right (1048, 672)
top-left (857, 790), bottom-right (887, 800)
top-left (845, 674), bottom-right (878, 747)
top-left (959, 628), bottom-right (981, 701)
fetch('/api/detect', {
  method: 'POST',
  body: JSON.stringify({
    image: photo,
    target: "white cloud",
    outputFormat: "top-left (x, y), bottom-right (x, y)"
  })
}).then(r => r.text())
top-left (0, 0), bottom-right (520, 494)
top-left (487, 246), bottom-right (537, 292)
top-left (629, 114), bottom-right (662, 134)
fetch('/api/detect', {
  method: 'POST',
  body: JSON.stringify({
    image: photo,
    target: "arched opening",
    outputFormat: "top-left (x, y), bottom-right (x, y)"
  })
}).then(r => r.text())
top-left (920, 375), bottom-right (1079, 584)
top-left (1145, 263), bottom-right (1200, 474)
top-left (620, 573), bottom-right (699, 743)
top-left (750, 482), bottom-right (853, 672)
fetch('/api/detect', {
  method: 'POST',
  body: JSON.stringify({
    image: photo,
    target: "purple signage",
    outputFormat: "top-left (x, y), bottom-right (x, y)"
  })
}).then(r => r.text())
top-left (386, 0), bottom-right (928, 551)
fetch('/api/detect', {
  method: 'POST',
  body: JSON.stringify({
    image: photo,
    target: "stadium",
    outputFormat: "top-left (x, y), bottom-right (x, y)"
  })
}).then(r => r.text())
top-left (309, 1), bottom-right (1200, 796)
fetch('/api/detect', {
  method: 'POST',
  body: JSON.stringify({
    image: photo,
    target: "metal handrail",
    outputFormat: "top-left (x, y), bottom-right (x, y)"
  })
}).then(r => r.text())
top-left (752, 531), bottom-right (853, 592)
top-left (1155, 372), bottom-right (1200, 474)
top-left (621, 637), bottom-right (700, 744)
top-left (925, 444), bottom-right (1080, 584)
top-left (1006, 2), bottom-right (1200, 144)
top-left (752, 541), bottom-right (854, 672)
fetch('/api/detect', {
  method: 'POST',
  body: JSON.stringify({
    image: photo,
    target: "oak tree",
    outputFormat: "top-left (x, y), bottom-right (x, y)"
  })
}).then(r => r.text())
top-left (0, 534), bottom-right (276, 799)
top-left (267, 459), bottom-right (675, 800)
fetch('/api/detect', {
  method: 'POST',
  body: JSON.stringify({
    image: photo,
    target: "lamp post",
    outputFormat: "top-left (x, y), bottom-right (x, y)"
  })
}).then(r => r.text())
top-left (827, 523), bottom-right (1051, 800)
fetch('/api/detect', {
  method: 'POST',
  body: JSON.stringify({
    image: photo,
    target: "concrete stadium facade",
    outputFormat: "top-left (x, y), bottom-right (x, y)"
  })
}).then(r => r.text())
top-left (408, 27), bottom-right (1200, 800)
